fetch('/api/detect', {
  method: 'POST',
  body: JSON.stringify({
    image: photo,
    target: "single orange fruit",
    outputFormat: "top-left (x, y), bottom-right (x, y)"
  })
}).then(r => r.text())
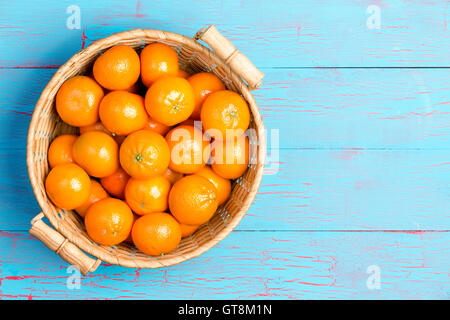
top-left (75, 180), bottom-right (108, 218)
top-left (85, 198), bottom-right (134, 246)
top-left (169, 175), bottom-right (218, 225)
top-left (145, 76), bottom-right (195, 126)
top-left (131, 212), bottom-right (181, 255)
top-left (211, 135), bottom-right (249, 179)
top-left (119, 130), bottom-right (170, 179)
top-left (201, 90), bottom-right (250, 140)
top-left (99, 91), bottom-right (148, 135)
top-left (93, 45), bottom-right (140, 90)
top-left (195, 166), bottom-right (231, 205)
top-left (100, 167), bottom-right (130, 199)
top-left (188, 72), bottom-right (225, 120)
top-left (163, 167), bottom-right (184, 185)
top-left (72, 131), bottom-right (119, 178)
top-left (177, 69), bottom-right (190, 79)
top-left (79, 121), bottom-right (111, 135)
top-left (48, 134), bottom-right (77, 168)
top-left (143, 116), bottom-right (171, 136)
top-left (125, 175), bottom-right (171, 215)
top-left (140, 43), bottom-right (179, 87)
top-left (179, 223), bottom-right (199, 238)
top-left (165, 125), bottom-right (210, 174)
top-left (45, 163), bottom-right (91, 210)
top-left (56, 75), bottom-right (104, 127)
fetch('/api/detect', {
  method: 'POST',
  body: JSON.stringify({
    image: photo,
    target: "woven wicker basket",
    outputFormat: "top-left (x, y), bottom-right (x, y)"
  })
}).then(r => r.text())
top-left (27, 26), bottom-right (265, 275)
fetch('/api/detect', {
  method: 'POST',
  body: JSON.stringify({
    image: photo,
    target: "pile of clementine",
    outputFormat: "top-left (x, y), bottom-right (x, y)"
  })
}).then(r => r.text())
top-left (45, 43), bottom-right (251, 256)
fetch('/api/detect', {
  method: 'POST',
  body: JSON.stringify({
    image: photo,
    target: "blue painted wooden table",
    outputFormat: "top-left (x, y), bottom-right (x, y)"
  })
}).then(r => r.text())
top-left (0, 0), bottom-right (449, 299)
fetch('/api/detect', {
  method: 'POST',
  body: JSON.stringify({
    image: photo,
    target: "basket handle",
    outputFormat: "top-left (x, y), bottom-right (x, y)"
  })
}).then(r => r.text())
top-left (194, 25), bottom-right (264, 90)
top-left (29, 213), bottom-right (101, 276)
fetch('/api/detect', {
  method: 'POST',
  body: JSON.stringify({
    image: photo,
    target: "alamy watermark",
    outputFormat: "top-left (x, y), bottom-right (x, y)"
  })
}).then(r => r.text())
top-left (366, 5), bottom-right (381, 29)
top-left (366, 265), bottom-right (381, 290)
top-left (66, 265), bottom-right (81, 290)
top-left (66, 5), bottom-right (81, 30)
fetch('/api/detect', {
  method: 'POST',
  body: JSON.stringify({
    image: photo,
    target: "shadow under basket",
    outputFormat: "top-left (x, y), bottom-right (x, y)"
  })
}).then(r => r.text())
top-left (27, 26), bottom-right (266, 275)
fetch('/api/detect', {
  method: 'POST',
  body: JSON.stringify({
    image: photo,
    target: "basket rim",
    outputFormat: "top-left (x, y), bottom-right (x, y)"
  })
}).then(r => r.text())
top-left (27, 28), bottom-right (266, 268)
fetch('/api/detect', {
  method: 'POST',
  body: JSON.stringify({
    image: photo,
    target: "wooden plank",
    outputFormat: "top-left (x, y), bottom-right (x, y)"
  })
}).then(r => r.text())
top-left (247, 148), bottom-right (450, 231)
top-left (0, 0), bottom-right (449, 68)
top-left (261, 68), bottom-right (450, 150)
top-left (2, 149), bottom-right (449, 230)
top-left (1, 68), bottom-right (450, 150)
top-left (0, 230), bottom-right (448, 299)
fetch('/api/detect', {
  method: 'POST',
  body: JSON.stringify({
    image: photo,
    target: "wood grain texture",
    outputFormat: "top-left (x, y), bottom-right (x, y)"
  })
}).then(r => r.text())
top-left (0, 231), bottom-right (448, 300)
top-left (0, 0), bottom-right (449, 68)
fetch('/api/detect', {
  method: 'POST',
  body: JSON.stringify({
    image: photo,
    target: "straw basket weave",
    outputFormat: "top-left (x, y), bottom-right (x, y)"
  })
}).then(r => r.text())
top-left (27, 26), bottom-right (265, 275)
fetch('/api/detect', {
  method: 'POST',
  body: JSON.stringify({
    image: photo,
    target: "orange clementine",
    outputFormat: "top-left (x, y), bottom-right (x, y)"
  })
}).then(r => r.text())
top-left (75, 180), bottom-right (108, 218)
top-left (56, 75), bottom-right (104, 127)
top-left (45, 163), bottom-right (91, 210)
top-left (79, 121), bottom-right (111, 135)
top-left (48, 134), bottom-right (77, 168)
top-left (165, 125), bottom-right (210, 174)
top-left (187, 72), bottom-right (225, 120)
top-left (131, 212), bottom-right (181, 255)
top-left (93, 45), bottom-right (140, 90)
top-left (72, 131), bottom-right (119, 178)
top-left (85, 198), bottom-right (134, 246)
top-left (211, 135), bottom-right (249, 179)
top-left (163, 167), bottom-right (184, 185)
top-left (179, 223), bottom-right (199, 238)
top-left (99, 91), bottom-right (148, 135)
top-left (119, 130), bottom-right (170, 179)
top-left (125, 175), bottom-right (171, 215)
top-left (195, 166), bottom-right (231, 205)
top-left (201, 90), bottom-right (250, 140)
top-left (140, 43), bottom-right (179, 87)
top-left (145, 76), bottom-right (195, 126)
top-left (177, 69), bottom-right (190, 79)
top-left (143, 116), bottom-right (171, 136)
top-left (100, 167), bottom-right (130, 199)
top-left (169, 175), bottom-right (218, 225)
